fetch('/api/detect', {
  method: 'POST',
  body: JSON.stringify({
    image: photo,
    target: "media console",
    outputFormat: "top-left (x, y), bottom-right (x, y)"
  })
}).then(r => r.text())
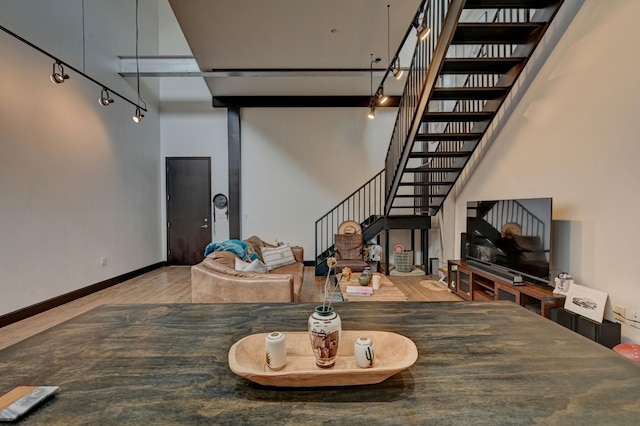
top-left (447, 260), bottom-right (564, 319)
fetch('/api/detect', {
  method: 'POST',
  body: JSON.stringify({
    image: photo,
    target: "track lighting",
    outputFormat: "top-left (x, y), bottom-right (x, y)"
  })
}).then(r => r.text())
top-left (98, 88), bottom-right (114, 106)
top-left (367, 107), bottom-right (376, 120)
top-left (50, 61), bottom-right (69, 84)
top-left (417, 21), bottom-right (431, 41)
top-left (376, 88), bottom-right (388, 105)
top-left (414, 7), bottom-right (431, 42)
top-left (1, 24), bottom-right (146, 120)
top-left (367, 53), bottom-right (381, 120)
top-left (392, 58), bottom-right (404, 80)
top-left (132, 108), bottom-right (144, 123)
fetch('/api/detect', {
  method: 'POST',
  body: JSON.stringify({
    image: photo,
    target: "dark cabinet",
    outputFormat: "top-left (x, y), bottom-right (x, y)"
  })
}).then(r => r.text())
top-left (448, 262), bottom-right (472, 301)
top-left (447, 260), bottom-right (563, 318)
top-left (552, 307), bottom-right (621, 348)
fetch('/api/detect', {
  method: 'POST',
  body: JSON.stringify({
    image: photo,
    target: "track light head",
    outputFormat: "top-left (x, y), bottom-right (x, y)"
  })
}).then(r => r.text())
top-left (417, 22), bottom-right (431, 41)
top-left (98, 88), bottom-right (114, 106)
top-left (376, 88), bottom-right (388, 105)
top-left (367, 107), bottom-right (376, 120)
top-left (132, 108), bottom-right (144, 123)
top-left (392, 57), bottom-right (404, 80)
top-left (50, 61), bottom-right (69, 84)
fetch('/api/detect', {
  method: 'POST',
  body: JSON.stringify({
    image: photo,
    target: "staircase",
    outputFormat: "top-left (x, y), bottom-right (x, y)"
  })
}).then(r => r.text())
top-left (316, 0), bottom-right (564, 274)
top-left (386, 0), bottom-right (564, 216)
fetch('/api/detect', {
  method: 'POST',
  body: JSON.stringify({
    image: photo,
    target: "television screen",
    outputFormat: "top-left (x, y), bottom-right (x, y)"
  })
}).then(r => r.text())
top-left (466, 197), bottom-right (552, 285)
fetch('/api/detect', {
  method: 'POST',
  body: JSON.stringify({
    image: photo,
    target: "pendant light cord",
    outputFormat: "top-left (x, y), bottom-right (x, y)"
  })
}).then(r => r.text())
top-left (387, 4), bottom-right (390, 66)
top-left (135, 0), bottom-right (147, 110)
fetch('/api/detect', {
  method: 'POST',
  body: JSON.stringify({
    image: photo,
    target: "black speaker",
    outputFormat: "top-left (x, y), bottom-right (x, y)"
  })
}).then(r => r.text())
top-left (556, 308), bottom-right (579, 331)
top-left (577, 317), bottom-right (621, 349)
top-left (460, 232), bottom-right (467, 259)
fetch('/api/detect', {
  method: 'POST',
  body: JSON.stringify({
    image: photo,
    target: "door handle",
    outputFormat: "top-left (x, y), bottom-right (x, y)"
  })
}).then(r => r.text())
top-left (201, 224), bottom-right (209, 228)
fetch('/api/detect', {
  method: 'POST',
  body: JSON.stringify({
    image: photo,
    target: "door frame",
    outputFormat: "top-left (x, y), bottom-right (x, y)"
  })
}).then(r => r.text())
top-left (165, 156), bottom-right (212, 265)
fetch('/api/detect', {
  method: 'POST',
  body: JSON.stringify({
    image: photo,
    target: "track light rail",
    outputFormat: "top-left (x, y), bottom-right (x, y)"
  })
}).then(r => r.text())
top-left (0, 24), bottom-right (147, 112)
top-left (368, 0), bottom-right (429, 113)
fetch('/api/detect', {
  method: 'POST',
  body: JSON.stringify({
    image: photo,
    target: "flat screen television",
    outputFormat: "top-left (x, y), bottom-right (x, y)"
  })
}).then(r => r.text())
top-left (465, 197), bottom-right (552, 286)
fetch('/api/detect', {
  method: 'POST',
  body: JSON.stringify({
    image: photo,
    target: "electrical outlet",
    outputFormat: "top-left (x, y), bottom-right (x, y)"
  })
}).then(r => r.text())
top-left (100, 257), bottom-right (107, 266)
top-left (631, 310), bottom-right (640, 322)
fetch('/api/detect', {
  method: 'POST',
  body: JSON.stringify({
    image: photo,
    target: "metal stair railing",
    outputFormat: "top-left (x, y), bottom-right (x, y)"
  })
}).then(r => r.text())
top-left (417, 7), bottom-right (535, 212)
top-left (315, 170), bottom-right (385, 267)
top-left (384, 0), bottom-right (466, 216)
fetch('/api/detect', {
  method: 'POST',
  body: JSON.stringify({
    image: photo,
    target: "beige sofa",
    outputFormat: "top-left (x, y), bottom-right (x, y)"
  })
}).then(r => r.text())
top-left (191, 236), bottom-right (304, 303)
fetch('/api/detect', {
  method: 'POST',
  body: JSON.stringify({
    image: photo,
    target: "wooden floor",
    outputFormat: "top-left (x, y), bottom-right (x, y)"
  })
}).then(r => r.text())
top-left (0, 266), bottom-right (461, 351)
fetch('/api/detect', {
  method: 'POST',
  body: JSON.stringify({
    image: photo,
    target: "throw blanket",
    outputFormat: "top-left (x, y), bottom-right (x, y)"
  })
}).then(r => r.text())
top-left (203, 239), bottom-right (259, 261)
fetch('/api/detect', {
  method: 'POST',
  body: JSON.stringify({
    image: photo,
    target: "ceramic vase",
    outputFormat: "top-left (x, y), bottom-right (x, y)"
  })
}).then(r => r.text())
top-left (308, 306), bottom-right (341, 368)
top-left (354, 336), bottom-right (375, 368)
top-left (358, 274), bottom-right (370, 285)
top-left (265, 331), bottom-right (287, 370)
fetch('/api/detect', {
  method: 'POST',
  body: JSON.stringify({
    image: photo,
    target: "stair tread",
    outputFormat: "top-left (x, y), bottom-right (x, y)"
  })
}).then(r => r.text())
top-left (393, 194), bottom-right (445, 199)
top-left (453, 22), bottom-right (543, 44)
top-left (404, 167), bottom-right (463, 173)
top-left (464, 0), bottom-right (559, 8)
top-left (422, 111), bottom-right (494, 122)
top-left (409, 151), bottom-right (473, 158)
top-left (399, 182), bottom-right (455, 186)
top-left (441, 57), bottom-right (524, 74)
top-left (432, 86), bottom-right (508, 100)
top-left (414, 132), bottom-right (482, 141)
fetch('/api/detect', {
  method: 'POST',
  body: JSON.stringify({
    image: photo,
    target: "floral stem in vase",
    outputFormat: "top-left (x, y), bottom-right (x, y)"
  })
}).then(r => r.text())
top-left (327, 273), bottom-right (341, 310)
top-left (322, 257), bottom-right (337, 312)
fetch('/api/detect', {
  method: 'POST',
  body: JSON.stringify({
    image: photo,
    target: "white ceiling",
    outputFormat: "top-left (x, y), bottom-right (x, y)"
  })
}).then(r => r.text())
top-left (168, 0), bottom-right (422, 98)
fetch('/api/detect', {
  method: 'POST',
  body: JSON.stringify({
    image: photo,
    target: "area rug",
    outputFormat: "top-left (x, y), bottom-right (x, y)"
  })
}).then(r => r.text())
top-left (389, 266), bottom-right (426, 276)
top-left (420, 280), bottom-right (448, 292)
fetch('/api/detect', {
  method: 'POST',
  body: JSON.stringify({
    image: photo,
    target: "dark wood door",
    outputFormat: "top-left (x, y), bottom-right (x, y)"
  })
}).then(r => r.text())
top-left (166, 157), bottom-right (211, 265)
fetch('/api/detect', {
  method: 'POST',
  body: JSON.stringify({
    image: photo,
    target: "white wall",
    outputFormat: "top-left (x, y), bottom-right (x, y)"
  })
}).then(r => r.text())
top-left (0, 0), bottom-right (162, 316)
top-left (443, 0), bottom-right (640, 342)
top-left (157, 1), bottom-right (400, 260)
top-left (240, 107), bottom-right (395, 256)
top-left (158, 0), bottom-right (230, 247)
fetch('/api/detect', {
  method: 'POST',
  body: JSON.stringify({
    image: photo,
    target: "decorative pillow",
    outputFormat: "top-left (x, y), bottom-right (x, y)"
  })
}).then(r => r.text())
top-left (235, 257), bottom-right (269, 274)
top-left (261, 245), bottom-right (297, 271)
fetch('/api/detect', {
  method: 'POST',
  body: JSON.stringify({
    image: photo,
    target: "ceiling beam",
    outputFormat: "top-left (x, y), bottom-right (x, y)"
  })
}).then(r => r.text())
top-left (119, 56), bottom-right (393, 78)
top-left (212, 96), bottom-right (401, 108)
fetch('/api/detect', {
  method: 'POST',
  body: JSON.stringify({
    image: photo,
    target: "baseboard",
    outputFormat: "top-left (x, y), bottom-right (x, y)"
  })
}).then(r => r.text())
top-left (0, 262), bottom-right (166, 329)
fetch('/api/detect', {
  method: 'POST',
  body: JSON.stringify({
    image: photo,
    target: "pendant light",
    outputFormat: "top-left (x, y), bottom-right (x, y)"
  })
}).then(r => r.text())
top-left (132, 0), bottom-right (147, 124)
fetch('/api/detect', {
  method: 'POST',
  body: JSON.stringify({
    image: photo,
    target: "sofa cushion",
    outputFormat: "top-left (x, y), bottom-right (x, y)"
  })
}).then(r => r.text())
top-left (335, 233), bottom-right (364, 260)
top-left (235, 257), bottom-right (269, 274)
top-left (336, 259), bottom-right (369, 273)
top-left (261, 245), bottom-right (297, 271)
top-left (205, 250), bottom-right (237, 269)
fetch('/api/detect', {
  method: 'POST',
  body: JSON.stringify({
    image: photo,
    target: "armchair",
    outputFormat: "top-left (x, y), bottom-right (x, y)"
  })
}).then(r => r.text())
top-left (334, 232), bottom-right (369, 273)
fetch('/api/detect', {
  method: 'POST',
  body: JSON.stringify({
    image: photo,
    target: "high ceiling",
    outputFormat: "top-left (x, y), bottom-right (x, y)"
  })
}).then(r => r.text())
top-left (168, 0), bottom-right (422, 100)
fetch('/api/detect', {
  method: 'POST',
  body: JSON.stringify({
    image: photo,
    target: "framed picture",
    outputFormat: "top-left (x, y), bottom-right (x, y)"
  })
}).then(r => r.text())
top-left (564, 283), bottom-right (608, 323)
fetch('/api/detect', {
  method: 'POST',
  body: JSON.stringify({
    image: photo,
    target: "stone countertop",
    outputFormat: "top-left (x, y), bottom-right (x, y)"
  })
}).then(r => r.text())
top-left (0, 302), bottom-right (638, 424)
